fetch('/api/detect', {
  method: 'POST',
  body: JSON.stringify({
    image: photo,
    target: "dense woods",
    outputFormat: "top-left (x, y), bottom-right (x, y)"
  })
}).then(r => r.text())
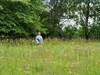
top-left (0, 0), bottom-right (100, 39)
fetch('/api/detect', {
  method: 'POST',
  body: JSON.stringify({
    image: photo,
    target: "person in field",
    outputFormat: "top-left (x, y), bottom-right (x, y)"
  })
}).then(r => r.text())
top-left (35, 32), bottom-right (43, 45)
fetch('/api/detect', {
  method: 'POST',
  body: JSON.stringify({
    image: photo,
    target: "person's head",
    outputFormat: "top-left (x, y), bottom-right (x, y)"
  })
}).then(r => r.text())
top-left (38, 32), bottom-right (41, 35)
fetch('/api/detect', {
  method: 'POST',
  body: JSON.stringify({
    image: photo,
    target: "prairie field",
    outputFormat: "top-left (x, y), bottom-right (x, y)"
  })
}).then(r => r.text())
top-left (0, 39), bottom-right (100, 75)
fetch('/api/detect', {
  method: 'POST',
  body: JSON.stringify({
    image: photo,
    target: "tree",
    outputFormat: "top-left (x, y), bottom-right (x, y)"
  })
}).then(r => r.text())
top-left (0, 0), bottom-right (46, 38)
top-left (73, 0), bottom-right (99, 39)
top-left (49, 0), bottom-right (100, 39)
top-left (44, 0), bottom-right (69, 37)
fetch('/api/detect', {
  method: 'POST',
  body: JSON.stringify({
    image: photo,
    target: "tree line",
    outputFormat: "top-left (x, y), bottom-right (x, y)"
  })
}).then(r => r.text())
top-left (0, 0), bottom-right (100, 39)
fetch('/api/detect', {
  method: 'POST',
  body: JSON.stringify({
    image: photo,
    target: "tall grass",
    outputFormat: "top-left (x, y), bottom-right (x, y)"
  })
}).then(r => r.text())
top-left (0, 39), bottom-right (100, 75)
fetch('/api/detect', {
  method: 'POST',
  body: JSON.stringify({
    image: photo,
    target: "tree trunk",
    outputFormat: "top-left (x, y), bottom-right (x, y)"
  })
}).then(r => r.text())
top-left (84, 1), bottom-right (90, 40)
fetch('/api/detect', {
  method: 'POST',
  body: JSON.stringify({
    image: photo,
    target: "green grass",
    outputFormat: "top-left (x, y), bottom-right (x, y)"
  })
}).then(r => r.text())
top-left (0, 39), bottom-right (100, 75)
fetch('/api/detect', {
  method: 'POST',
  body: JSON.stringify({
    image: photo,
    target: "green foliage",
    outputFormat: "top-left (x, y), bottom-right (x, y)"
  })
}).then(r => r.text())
top-left (89, 23), bottom-right (100, 39)
top-left (0, 0), bottom-right (46, 38)
top-left (63, 26), bottom-right (78, 39)
top-left (0, 0), bottom-right (100, 39)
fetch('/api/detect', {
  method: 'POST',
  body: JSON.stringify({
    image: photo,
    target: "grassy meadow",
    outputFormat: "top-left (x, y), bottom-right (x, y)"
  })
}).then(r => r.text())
top-left (0, 39), bottom-right (100, 75)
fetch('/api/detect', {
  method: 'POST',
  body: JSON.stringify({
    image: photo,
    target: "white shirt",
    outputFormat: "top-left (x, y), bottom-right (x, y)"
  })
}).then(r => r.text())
top-left (36, 35), bottom-right (43, 44)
